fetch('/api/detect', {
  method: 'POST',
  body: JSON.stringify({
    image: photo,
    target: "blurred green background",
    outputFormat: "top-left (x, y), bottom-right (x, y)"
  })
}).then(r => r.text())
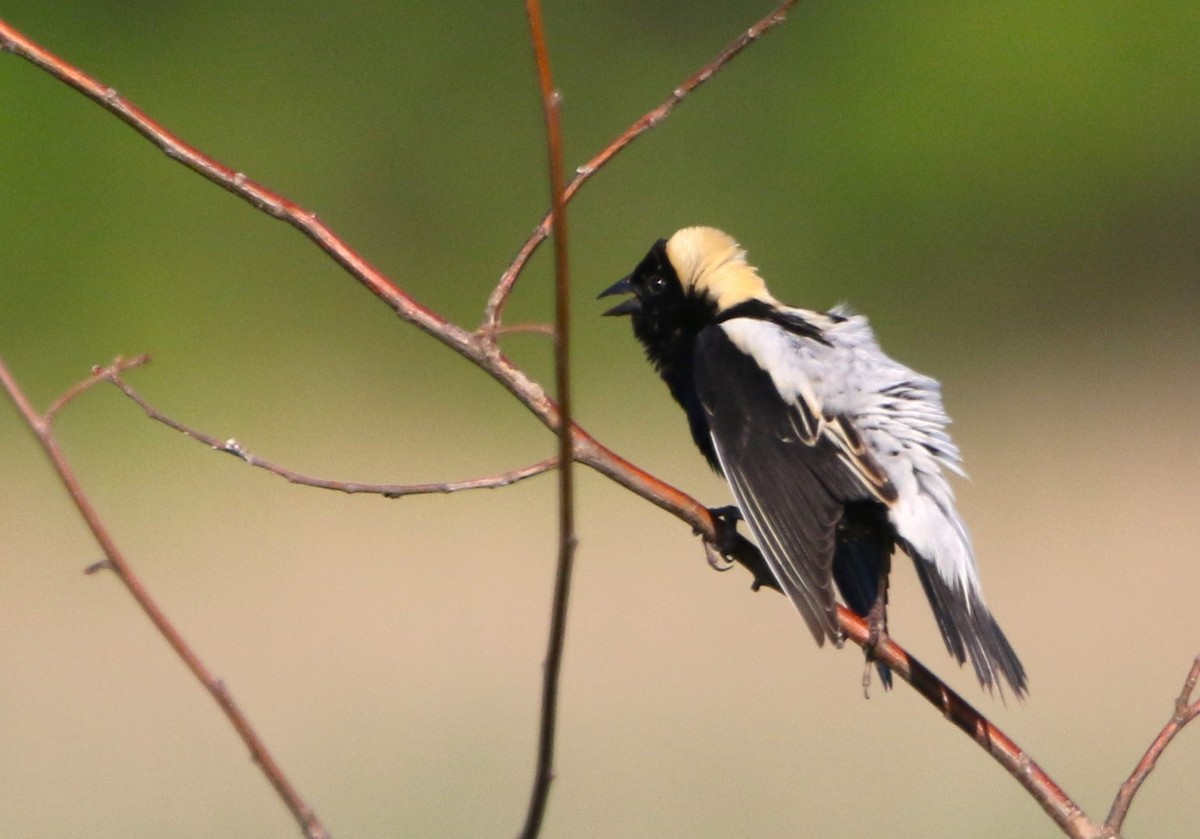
top-left (2, 2), bottom-right (1199, 837)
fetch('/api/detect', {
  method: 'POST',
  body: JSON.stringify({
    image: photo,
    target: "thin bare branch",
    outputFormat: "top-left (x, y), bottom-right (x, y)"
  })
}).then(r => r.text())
top-left (1103, 655), bottom-right (1200, 835)
top-left (489, 323), bottom-right (557, 339)
top-left (519, 1), bottom-right (576, 836)
top-left (99, 364), bottom-right (556, 497)
top-left (482, 0), bottom-right (801, 332)
top-left (43, 354), bottom-right (150, 421)
top-left (0, 359), bottom-right (330, 839)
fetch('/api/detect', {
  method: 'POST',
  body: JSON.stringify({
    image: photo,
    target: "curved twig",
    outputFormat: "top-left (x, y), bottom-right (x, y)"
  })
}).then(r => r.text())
top-left (102, 365), bottom-right (557, 498)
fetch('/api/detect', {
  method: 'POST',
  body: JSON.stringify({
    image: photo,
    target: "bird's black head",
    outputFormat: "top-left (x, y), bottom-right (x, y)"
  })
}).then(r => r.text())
top-left (600, 237), bottom-right (680, 319)
top-left (599, 235), bottom-right (718, 370)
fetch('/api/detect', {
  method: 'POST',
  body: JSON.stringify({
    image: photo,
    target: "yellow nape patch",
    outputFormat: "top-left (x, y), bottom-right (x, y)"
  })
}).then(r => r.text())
top-left (665, 226), bottom-right (774, 310)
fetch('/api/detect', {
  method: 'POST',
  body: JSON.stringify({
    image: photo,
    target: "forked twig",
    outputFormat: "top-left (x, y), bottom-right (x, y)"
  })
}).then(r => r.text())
top-left (482, 0), bottom-right (801, 332)
top-left (0, 360), bottom-right (330, 839)
top-left (44, 354), bottom-right (151, 420)
top-left (1104, 655), bottom-right (1200, 835)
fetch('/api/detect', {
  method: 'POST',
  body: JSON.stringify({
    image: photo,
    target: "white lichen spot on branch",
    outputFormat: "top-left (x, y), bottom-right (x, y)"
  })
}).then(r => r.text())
top-left (219, 438), bottom-right (247, 458)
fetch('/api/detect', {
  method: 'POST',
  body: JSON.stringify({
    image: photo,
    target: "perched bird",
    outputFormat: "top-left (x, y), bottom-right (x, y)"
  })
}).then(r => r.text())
top-left (600, 226), bottom-right (1026, 696)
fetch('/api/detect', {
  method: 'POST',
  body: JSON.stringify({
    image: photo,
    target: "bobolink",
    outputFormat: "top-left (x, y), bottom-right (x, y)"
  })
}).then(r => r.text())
top-left (601, 226), bottom-right (1025, 696)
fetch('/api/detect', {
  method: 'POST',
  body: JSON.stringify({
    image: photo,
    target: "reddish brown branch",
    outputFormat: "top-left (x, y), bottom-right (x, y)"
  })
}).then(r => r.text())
top-left (0, 359), bottom-right (330, 839)
top-left (483, 0), bottom-right (801, 332)
top-left (1103, 655), bottom-right (1200, 835)
top-left (519, 2), bottom-right (577, 836)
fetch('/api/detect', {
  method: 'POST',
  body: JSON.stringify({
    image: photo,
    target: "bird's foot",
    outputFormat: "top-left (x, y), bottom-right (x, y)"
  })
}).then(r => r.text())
top-left (697, 505), bottom-right (780, 594)
top-left (709, 505), bottom-right (743, 523)
top-left (861, 603), bottom-right (892, 698)
top-left (703, 505), bottom-right (743, 554)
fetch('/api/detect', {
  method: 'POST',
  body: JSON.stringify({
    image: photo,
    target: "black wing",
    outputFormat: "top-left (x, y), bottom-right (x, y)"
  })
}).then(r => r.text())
top-left (692, 324), bottom-right (893, 645)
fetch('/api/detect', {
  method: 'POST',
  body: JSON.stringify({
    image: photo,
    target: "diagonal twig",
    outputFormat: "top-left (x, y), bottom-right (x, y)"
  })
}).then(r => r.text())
top-left (0, 359), bottom-right (331, 839)
top-left (0, 5), bottom-right (1052, 825)
top-left (101, 363), bottom-right (557, 498)
top-left (491, 323), bottom-right (557, 339)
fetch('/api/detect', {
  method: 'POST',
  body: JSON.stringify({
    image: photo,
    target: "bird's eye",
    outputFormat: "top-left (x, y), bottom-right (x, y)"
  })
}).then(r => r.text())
top-left (646, 274), bottom-right (667, 295)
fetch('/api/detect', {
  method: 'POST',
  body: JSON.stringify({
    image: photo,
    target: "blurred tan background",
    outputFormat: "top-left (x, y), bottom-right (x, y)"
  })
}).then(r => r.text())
top-left (2, 2), bottom-right (1199, 837)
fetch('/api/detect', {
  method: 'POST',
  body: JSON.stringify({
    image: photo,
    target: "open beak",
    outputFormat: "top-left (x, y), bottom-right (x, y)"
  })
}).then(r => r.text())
top-left (598, 275), bottom-right (640, 317)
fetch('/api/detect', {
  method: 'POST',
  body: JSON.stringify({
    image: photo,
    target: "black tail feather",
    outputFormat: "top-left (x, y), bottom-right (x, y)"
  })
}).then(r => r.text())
top-left (910, 552), bottom-right (1027, 698)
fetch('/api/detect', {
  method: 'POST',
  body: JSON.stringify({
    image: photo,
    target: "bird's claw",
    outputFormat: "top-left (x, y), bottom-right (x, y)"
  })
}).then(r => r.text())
top-left (703, 541), bottom-right (735, 573)
top-left (703, 505), bottom-right (744, 555)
